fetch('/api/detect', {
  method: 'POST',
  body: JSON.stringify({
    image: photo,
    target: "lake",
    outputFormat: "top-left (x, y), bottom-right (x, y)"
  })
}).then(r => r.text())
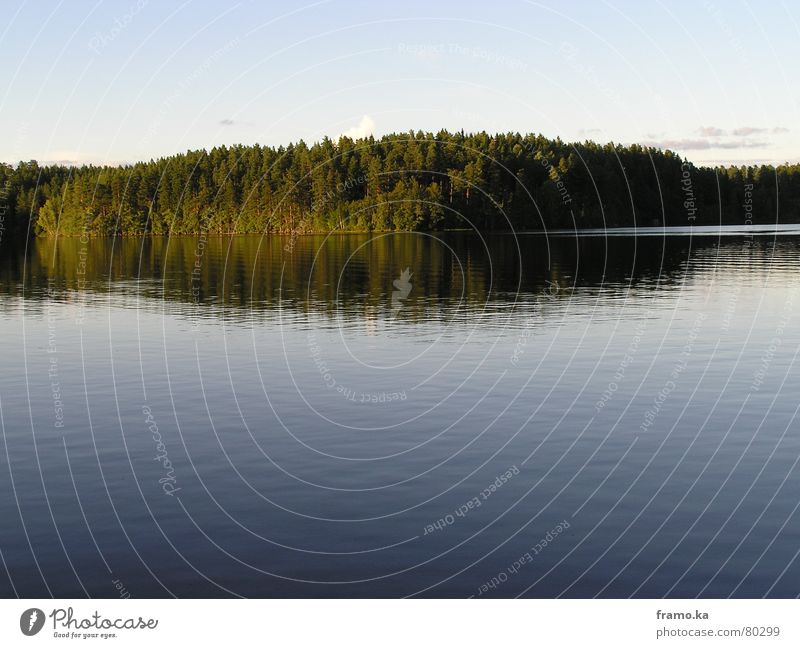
top-left (1, 227), bottom-right (799, 598)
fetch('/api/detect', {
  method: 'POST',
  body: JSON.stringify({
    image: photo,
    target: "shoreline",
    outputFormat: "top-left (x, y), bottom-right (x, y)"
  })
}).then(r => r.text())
top-left (22, 222), bottom-right (800, 239)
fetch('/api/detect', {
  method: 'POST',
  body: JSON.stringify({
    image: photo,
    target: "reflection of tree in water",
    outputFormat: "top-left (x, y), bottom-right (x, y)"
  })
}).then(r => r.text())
top-left (0, 232), bottom-right (792, 324)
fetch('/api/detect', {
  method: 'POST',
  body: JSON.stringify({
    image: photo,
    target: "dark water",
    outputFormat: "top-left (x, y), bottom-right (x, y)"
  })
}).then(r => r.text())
top-left (1, 228), bottom-right (800, 598)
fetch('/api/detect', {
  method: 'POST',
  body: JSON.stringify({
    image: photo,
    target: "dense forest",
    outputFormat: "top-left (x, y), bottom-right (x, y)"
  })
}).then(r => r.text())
top-left (1, 130), bottom-right (798, 238)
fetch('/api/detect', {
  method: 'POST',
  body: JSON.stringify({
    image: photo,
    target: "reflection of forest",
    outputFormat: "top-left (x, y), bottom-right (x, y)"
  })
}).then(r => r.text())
top-left (0, 233), bottom-right (787, 322)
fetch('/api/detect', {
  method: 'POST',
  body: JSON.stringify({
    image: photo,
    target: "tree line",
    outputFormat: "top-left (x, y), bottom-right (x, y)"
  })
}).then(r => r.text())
top-left (1, 130), bottom-right (798, 238)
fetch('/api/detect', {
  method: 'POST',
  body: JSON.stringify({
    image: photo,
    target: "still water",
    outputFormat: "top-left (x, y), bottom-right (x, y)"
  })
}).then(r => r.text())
top-left (1, 228), bottom-right (799, 598)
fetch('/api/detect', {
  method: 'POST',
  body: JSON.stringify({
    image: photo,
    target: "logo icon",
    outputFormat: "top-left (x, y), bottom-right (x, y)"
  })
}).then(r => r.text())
top-left (20, 608), bottom-right (45, 636)
top-left (391, 267), bottom-right (413, 318)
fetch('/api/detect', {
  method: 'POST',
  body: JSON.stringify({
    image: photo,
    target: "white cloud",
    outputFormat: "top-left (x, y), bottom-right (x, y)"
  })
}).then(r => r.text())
top-left (698, 126), bottom-right (726, 137)
top-left (39, 150), bottom-right (127, 166)
top-left (732, 126), bottom-right (768, 136)
top-left (641, 138), bottom-right (768, 151)
top-left (340, 115), bottom-right (375, 140)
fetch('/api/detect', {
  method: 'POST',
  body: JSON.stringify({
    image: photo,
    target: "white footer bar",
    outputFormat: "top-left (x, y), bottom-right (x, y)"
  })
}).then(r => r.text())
top-left (0, 599), bottom-right (795, 646)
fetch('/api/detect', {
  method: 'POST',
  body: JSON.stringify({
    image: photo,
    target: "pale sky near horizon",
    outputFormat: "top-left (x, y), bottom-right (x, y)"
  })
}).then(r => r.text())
top-left (0, 0), bottom-right (797, 167)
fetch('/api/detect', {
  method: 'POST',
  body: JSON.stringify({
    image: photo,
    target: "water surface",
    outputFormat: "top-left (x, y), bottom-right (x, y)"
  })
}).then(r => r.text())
top-left (1, 229), bottom-right (799, 597)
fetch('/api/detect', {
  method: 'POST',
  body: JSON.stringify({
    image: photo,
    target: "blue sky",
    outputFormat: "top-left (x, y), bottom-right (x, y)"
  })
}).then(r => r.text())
top-left (0, 0), bottom-right (797, 166)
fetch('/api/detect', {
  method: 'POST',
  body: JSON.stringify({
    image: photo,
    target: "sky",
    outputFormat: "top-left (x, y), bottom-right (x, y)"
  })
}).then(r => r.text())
top-left (0, 0), bottom-right (797, 167)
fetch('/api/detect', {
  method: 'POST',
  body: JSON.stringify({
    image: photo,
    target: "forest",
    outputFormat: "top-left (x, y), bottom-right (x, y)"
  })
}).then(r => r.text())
top-left (1, 130), bottom-right (798, 237)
